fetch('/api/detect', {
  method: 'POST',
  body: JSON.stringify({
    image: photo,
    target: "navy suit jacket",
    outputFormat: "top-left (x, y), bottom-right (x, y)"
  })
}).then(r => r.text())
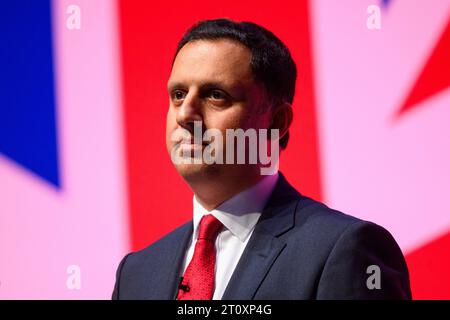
top-left (112, 173), bottom-right (411, 299)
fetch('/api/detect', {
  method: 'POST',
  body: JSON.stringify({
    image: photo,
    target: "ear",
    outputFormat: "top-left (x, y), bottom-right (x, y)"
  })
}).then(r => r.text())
top-left (269, 102), bottom-right (293, 143)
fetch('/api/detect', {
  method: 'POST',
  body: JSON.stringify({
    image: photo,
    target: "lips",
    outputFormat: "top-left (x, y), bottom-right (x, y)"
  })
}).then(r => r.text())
top-left (177, 137), bottom-right (208, 146)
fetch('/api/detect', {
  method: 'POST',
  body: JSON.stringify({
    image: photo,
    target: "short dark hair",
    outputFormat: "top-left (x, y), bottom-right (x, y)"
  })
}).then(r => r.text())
top-left (173, 18), bottom-right (297, 149)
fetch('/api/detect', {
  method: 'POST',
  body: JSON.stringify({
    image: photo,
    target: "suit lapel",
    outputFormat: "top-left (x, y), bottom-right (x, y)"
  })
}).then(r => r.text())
top-left (166, 221), bottom-right (193, 299)
top-left (221, 173), bottom-right (301, 299)
top-left (139, 220), bottom-right (193, 300)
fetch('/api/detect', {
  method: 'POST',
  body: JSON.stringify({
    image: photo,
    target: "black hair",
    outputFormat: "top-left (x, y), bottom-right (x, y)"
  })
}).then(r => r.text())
top-left (173, 18), bottom-right (297, 149)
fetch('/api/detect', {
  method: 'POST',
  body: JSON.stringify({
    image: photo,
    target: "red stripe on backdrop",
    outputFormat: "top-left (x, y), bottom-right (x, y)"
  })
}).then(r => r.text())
top-left (397, 17), bottom-right (450, 117)
top-left (118, 0), bottom-right (322, 251)
top-left (406, 231), bottom-right (450, 299)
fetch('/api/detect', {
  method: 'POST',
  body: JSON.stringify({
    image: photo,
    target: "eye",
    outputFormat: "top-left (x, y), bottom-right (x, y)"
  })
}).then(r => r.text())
top-left (171, 90), bottom-right (186, 102)
top-left (209, 90), bottom-right (227, 100)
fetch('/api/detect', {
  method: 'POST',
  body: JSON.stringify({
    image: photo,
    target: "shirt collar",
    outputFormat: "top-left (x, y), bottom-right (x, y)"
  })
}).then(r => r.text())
top-left (193, 172), bottom-right (279, 242)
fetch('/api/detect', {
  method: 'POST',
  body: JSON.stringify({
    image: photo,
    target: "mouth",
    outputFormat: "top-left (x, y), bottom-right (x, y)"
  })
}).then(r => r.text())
top-left (176, 137), bottom-right (209, 146)
top-left (175, 139), bottom-right (207, 158)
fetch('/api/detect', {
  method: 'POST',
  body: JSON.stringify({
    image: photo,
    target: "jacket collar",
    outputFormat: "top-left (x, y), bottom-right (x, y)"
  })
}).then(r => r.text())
top-left (221, 172), bottom-right (301, 299)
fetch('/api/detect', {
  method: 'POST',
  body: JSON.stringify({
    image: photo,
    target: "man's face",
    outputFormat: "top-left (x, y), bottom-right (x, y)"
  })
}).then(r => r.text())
top-left (166, 39), bottom-right (271, 181)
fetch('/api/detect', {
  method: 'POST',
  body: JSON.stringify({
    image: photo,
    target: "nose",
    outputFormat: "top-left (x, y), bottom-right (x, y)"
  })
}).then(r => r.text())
top-left (176, 89), bottom-right (203, 132)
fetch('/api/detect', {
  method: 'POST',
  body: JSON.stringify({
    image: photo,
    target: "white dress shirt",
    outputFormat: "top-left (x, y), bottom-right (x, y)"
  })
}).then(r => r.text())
top-left (180, 172), bottom-right (279, 300)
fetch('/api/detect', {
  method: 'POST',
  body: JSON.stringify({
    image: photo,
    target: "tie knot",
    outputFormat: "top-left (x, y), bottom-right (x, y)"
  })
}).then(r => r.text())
top-left (197, 214), bottom-right (223, 241)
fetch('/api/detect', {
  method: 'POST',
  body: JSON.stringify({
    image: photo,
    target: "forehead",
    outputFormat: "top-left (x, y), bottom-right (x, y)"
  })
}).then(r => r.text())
top-left (169, 39), bottom-right (254, 86)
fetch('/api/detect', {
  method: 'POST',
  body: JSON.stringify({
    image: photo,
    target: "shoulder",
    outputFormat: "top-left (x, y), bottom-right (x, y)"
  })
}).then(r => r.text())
top-left (270, 172), bottom-right (365, 236)
top-left (112, 220), bottom-right (192, 299)
top-left (289, 192), bottom-right (403, 259)
top-left (284, 193), bottom-right (411, 298)
top-left (122, 220), bottom-right (192, 268)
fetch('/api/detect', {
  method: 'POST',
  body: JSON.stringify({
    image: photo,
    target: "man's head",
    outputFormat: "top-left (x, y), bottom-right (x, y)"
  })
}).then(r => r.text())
top-left (166, 19), bottom-right (296, 193)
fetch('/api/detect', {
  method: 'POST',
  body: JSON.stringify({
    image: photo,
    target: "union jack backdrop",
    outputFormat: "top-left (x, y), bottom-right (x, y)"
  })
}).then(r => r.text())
top-left (0, 0), bottom-right (449, 299)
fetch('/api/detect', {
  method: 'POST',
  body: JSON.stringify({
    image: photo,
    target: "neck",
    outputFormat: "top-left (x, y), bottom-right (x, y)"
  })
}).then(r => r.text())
top-left (189, 168), bottom-right (265, 211)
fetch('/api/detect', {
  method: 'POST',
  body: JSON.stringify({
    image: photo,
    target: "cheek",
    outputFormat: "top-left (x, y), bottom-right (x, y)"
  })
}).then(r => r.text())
top-left (254, 113), bottom-right (272, 130)
top-left (166, 108), bottom-right (177, 144)
top-left (241, 102), bottom-right (272, 130)
top-left (166, 107), bottom-right (177, 129)
top-left (203, 106), bottom-right (246, 132)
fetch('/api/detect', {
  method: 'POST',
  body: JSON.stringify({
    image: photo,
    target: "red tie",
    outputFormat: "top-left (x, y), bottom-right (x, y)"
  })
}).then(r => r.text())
top-left (177, 214), bottom-right (223, 300)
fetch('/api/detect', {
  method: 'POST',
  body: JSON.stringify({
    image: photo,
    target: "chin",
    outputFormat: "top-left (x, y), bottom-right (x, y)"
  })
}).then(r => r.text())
top-left (176, 162), bottom-right (207, 179)
top-left (176, 162), bottom-right (221, 182)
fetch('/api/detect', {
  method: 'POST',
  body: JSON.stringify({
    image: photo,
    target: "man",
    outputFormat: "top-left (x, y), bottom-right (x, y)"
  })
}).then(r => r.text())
top-left (112, 19), bottom-right (411, 300)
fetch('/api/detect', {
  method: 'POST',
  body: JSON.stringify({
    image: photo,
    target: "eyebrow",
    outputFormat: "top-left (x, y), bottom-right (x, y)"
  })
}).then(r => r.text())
top-left (167, 82), bottom-right (185, 92)
top-left (167, 81), bottom-right (246, 95)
